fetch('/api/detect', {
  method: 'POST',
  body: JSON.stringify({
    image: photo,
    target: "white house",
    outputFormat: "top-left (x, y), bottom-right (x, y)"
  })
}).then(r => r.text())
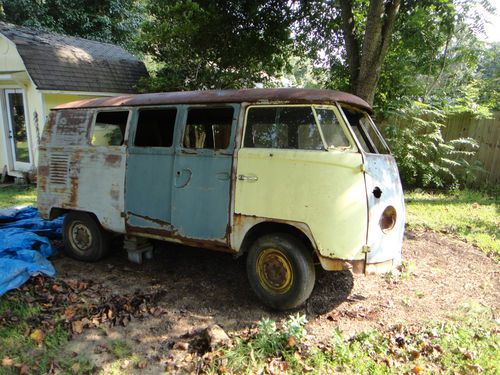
top-left (0, 22), bottom-right (148, 178)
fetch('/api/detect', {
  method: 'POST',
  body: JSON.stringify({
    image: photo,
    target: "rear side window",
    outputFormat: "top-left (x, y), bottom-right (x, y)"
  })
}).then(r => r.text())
top-left (91, 111), bottom-right (129, 146)
top-left (244, 106), bottom-right (323, 150)
top-left (134, 108), bottom-right (177, 147)
top-left (183, 107), bottom-right (234, 150)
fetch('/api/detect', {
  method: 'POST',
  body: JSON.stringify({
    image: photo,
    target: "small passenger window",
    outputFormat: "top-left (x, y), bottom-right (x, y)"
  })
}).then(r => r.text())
top-left (244, 107), bottom-right (323, 150)
top-left (91, 111), bottom-right (128, 146)
top-left (135, 109), bottom-right (177, 147)
top-left (342, 107), bottom-right (390, 154)
top-left (183, 108), bottom-right (234, 150)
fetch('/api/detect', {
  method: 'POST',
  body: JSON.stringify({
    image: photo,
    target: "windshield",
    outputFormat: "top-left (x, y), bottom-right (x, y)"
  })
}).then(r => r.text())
top-left (340, 106), bottom-right (390, 154)
top-left (313, 107), bottom-right (351, 149)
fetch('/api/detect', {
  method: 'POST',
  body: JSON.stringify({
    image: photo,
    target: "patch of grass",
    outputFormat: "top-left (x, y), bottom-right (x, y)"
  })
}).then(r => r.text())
top-left (109, 339), bottom-right (132, 359)
top-left (206, 306), bottom-right (499, 374)
top-left (0, 288), bottom-right (92, 375)
top-left (0, 184), bottom-right (37, 209)
top-left (405, 189), bottom-right (499, 255)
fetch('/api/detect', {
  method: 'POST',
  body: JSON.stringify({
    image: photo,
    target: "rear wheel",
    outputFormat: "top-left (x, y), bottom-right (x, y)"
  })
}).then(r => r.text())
top-left (63, 211), bottom-right (110, 262)
top-left (246, 233), bottom-right (315, 310)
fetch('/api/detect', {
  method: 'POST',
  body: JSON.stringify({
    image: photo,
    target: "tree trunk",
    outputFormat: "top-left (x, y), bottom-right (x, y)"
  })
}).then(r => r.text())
top-left (339, 0), bottom-right (401, 105)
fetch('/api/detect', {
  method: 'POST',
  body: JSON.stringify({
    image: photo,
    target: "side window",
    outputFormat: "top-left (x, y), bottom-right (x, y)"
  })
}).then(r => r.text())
top-left (183, 107), bottom-right (234, 150)
top-left (134, 108), bottom-right (177, 147)
top-left (342, 107), bottom-right (390, 154)
top-left (91, 111), bottom-right (129, 146)
top-left (244, 106), bottom-right (323, 150)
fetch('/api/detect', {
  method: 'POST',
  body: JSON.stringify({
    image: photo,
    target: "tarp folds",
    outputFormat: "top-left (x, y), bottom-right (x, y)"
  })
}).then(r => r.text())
top-left (0, 206), bottom-right (63, 295)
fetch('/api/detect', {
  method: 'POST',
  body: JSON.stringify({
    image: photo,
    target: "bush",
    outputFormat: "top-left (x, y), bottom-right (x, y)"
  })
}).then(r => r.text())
top-left (383, 102), bottom-right (481, 189)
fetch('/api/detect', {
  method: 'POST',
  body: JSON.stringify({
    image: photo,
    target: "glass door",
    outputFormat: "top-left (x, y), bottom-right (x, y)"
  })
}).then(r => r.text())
top-left (5, 89), bottom-right (32, 170)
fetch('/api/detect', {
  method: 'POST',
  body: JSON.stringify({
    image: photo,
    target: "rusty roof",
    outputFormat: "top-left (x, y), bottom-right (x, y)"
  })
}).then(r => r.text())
top-left (54, 88), bottom-right (372, 111)
top-left (0, 22), bottom-right (148, 94)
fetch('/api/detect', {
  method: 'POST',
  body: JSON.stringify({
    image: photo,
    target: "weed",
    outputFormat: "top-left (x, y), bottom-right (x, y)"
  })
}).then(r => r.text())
top-left (109, 339), bottom-right (132, 359)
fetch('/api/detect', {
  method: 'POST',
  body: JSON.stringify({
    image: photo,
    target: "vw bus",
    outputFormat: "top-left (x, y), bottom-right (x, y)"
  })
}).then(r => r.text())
top-left (37, 89), bottom-right (405, 309)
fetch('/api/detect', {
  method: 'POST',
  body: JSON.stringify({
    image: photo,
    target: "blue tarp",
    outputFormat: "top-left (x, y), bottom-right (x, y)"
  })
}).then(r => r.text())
top-left (0, 206), bottom-right (63, 295)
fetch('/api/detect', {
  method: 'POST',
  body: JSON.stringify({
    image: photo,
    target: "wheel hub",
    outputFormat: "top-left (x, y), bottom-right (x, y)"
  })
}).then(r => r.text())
top-left (256, 248), bottom-right (293, 294)
top-left (70, 222), bottom-right (92, 251)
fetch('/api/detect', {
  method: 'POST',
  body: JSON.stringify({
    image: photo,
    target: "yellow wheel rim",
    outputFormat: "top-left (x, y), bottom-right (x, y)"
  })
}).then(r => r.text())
top-left (256, 248), bottom-right (293, 294)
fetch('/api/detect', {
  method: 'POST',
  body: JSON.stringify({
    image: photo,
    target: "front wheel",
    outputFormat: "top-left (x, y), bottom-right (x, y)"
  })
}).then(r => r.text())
top-left (63, 211), bottom-right (110, 262)
top-left (246, 233), bottom-right (315, 310)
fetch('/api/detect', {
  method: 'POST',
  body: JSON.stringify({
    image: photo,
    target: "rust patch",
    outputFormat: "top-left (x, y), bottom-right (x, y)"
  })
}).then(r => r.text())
top-left (105, 154), bottom-right (121, 167)
top-left (54, 89), bottom-right (373, 113)
top-left (317, 254), bottom-right (395, 275)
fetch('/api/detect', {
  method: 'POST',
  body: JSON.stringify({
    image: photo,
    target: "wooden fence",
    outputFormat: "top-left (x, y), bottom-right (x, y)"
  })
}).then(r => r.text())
top-left (442, 112), bottom-right (500, 187)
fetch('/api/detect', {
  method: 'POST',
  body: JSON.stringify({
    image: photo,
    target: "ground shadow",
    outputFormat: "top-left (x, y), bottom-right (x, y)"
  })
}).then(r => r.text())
top-left (54, 239), bottom-right (354, 328)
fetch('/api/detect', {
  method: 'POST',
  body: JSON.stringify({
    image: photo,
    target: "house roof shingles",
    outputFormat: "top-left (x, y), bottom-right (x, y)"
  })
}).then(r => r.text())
top-left (0, 22), bottom-right (148, 94)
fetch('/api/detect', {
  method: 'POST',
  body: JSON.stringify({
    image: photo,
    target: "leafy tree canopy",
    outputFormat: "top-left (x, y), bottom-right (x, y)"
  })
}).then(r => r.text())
top-left (0, 0), bottom-right (143, 48)
top-left (138, 0), bottom-right (296, 91)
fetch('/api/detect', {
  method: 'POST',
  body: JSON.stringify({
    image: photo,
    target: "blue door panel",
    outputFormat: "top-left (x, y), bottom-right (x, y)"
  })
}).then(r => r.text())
top-left (172, 153), bottom-right (232, 240)
top-left (125, 150), bottom-right (175, 230)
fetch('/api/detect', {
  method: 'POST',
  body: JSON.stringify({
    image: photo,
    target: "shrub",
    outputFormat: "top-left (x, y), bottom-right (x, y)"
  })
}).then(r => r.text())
top-left (382, 102), bottom-right (481, 189)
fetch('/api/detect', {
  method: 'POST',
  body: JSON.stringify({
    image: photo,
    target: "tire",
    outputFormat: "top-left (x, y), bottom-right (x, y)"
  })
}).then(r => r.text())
top-left (246, 233), bottom-right (315, 310)
top-left (63, 211), bottom-right (110, 262)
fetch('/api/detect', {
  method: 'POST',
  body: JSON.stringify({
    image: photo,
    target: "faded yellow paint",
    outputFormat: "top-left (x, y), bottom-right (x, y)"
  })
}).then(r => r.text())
top-left (235, 148), bottom-right (367, 260)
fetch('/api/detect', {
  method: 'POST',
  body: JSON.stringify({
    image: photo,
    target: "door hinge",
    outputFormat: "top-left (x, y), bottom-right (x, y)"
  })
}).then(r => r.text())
top-left (360, 164), bottom-right (366, 172)
top-left (362, 245), bottom-right (371, 253)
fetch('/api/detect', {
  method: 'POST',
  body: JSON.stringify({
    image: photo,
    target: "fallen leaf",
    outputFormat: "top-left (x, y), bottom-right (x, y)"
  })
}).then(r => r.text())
top-left (71, 362), bottom-right (80, 374)
top-left (72, 320), bottom-right (83, 334)
top-left (1, 357), bottom-right (13, 367)
top-left (287, 336), bottom-right (296, 347)
top-left (64, 307), bottom-right (75, 320)
top-left (30, 329), bottom-right (45, 345)
top-left (137, 361), bottom-right (147, 369)
top-left (467, 364), bottom-right (484, 373)
top-left (20, 365), bottom-right (30, 374)
top-left (51, 284), bottom-right (63, 293)
top-left (411, 365), bottom-right (424, 374)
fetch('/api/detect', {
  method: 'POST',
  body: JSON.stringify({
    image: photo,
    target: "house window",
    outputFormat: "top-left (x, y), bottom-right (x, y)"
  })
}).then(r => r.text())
top-left (91, 111), bottom-right (129, 146)
top-left (183, 108), bottom-right (234, 150)
top-left (134, 108), bottom-right (177, 147)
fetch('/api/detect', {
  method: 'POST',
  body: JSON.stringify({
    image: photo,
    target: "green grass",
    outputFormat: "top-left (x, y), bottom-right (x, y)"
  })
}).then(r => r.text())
top-left (206, 306), bottom-right (499, 374)
top-left (405, 189), bottom-right (499, 255)
top-left (0, 288), bottom-right (92, 375)
top-left (0, 185), bottom-right (37, 209)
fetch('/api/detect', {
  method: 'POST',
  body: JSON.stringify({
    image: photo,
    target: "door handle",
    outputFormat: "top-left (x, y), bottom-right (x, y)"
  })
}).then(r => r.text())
top-left (238, 174), bottom-right (258, 181)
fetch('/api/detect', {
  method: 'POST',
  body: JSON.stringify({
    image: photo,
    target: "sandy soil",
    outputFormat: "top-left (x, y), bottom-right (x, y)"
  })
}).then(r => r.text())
top-left (52, 231), bottom-right (499, 373)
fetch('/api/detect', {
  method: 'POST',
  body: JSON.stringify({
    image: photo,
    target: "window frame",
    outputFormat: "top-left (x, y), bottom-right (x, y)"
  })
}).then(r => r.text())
top-left (90, 109), bottom-right (131, 147)
top-left (336, 103), bottom-right (391, 155)
top-left (132, 106), bottom-right (179, 149)
top-left (242, 104), bottom-right (356, 152)
top-left (178, 104), bottom-right (239, 155)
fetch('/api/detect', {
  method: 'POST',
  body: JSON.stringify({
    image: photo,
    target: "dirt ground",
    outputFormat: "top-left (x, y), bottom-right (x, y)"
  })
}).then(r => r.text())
top-left (51, 231), bottom-right (499, 373)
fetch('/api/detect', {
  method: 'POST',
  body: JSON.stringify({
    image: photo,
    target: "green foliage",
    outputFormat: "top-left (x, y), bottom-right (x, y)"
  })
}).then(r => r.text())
top-left (138, 0), bottom-right (296, 91)
top-left (210, 305), bottom-right (499, 374)
top-left (0, 0), bottom-right (144, 48)
top-left (383, 102), bottom-right (481, 189)
top-left (405, 189), bottom-right (500, 256)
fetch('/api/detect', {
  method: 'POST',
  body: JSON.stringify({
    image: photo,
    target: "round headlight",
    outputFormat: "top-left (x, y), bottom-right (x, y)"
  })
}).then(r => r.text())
top-left (380, 206), bottom-right (397, 233)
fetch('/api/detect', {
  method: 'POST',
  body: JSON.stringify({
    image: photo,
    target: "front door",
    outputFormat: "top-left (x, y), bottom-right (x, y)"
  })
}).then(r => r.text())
top-left (5, 89), bottom-right (32, 171)
top-left (171, 106), bottom-right (238, 242)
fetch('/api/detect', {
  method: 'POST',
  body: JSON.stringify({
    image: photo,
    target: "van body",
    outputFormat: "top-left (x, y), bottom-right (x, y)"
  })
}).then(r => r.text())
top-left (38, 89), bottom-right (405, 309)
